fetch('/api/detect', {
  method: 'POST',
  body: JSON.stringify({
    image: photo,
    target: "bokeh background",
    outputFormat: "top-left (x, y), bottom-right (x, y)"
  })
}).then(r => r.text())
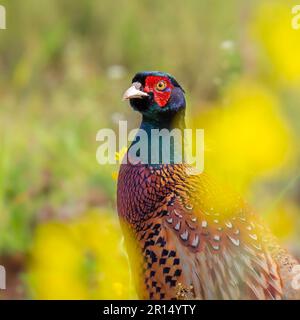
top-left (1, 0), bottom-right (300, 299)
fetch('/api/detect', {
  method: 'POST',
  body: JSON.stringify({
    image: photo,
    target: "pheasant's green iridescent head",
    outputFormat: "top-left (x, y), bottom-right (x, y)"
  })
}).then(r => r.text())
top-left (123, 71), bottom-right (186, 121)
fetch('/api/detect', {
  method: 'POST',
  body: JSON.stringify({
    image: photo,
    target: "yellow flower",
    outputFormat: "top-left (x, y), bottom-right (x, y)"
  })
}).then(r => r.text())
top-left (112, 146), bottom-right (128, 180)
top-left (251, 1), bottom-right (300, 84)
top-left (115, 146), bottom-right (128, 162)
top-left (111, 171), bottom-right (119, 181)
top-left (192, 79), bottom-right (293, 192)
top-left (264, 202), bottom-right (299, 240)
top-left (28, 209), bottom-right (136, 299)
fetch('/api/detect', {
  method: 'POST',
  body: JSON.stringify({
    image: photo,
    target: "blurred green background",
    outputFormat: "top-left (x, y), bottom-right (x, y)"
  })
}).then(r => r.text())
top-left (0, 0), bottom-right (300, 299)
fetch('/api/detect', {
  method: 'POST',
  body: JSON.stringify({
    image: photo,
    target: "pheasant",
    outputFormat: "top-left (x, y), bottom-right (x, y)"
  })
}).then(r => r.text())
top-left (117, 71), bottom-right (300, 300)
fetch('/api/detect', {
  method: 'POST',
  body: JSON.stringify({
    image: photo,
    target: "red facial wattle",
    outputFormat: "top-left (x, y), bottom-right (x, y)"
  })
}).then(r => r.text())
top-left (144, 76), bottom-right (173, 107)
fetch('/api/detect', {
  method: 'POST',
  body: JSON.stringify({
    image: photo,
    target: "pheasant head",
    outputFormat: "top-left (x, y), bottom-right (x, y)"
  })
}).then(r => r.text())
top-left (123, 71), bottom-right (186, 128)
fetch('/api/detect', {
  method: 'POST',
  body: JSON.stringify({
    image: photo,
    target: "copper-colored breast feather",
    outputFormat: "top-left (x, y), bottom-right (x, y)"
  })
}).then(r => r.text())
top-left (117, 163), bottom-right (300, 300)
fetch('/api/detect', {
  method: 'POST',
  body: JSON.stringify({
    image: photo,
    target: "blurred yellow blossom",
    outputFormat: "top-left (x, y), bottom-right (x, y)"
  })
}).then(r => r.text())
top-left (111, 171), bottom-right (119, 181)
top-left (252, 1), bottom-right (300, 84)
top-left (115, 146), bottom-right (128, 162)
top-left (264, 202), bottom-right (300, 240)
top-left (112, 146), bottom-right (129, 180)
top-left (28, 209), bottom-right (136, 299)
top-left (192, 79), bottom-right (293, 192)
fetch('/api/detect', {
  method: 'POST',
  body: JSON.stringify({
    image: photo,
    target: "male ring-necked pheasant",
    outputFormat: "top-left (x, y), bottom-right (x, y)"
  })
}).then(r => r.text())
top-left (117, 71), bottom-right (300, 300)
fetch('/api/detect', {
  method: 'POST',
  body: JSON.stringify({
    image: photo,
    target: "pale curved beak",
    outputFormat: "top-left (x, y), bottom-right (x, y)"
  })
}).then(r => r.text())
top-left (122, 82), bottom-right (149, 100)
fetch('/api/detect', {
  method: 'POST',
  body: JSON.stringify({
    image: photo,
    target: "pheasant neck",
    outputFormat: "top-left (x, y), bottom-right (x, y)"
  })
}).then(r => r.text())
top-left (129, 109), bottom-right (186, 166)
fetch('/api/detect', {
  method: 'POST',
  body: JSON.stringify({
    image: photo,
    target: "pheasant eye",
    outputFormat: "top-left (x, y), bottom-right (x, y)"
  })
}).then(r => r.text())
top-left (156, 80), bottom-right (167, 91)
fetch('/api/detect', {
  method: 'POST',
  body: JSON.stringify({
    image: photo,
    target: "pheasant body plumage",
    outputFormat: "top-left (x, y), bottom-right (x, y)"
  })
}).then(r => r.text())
top-left (117, 71), bottom-right (300, 300)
